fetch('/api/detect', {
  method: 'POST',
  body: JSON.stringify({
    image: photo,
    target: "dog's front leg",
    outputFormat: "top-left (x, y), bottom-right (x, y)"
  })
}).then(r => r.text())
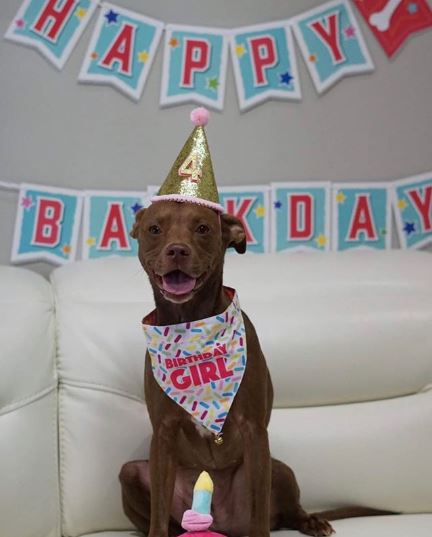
top-left (148, 420), bottom-right (179, 537)
top-left (240, 420), bottom-right (271, 537)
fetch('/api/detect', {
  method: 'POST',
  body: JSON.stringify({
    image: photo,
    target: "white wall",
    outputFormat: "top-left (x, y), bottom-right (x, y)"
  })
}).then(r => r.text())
top-left (1, 0), bottom-right (431, 276)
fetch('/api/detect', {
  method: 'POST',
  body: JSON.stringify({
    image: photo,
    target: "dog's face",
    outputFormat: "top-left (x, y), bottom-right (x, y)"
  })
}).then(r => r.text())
top-left (130, 201), bottom-right (246, 304)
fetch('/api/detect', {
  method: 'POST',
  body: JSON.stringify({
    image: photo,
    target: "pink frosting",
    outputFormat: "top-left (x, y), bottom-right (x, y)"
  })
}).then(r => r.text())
top-left (181, 509), bottom-right (213, 531)
top-left (180, 530), bottom-right (226, 537)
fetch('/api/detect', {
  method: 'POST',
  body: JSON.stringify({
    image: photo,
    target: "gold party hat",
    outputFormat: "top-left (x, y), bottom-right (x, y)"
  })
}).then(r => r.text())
top-left (151, 108), bottom-right (224, 213)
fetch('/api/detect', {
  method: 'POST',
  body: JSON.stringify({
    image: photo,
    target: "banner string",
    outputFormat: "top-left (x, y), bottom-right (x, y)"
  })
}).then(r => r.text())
top-left (0, 181), bottom-right (21, 192)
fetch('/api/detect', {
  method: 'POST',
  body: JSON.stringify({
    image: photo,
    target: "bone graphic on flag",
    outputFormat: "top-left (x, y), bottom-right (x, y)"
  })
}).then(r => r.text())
top-left (369, 0), bottom-right (403, 32)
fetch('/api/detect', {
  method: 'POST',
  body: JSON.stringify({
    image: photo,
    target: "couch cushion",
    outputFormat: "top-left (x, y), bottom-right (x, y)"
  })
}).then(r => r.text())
top-left (51, 257), bottom-right (150, 401)
top-left (269, 392), bottom-right (432, 513)
top-left (51, 258), bottom-right (153, 537)
top-left (58, 384), bottom-right (150, 537)
top-left (52, 250), bottom-right (432, 408)
top-left (82, 515), bottom-right (432, 536)
top-left (0, 266), bottom-right (56, 408)
top-left (50, 251), bottom-right (432, 536)
top-left (225, 250), bottom-right (432, 407)
top-left (321, 514), bottom-right (432, 537)
top-left (0, 266), bottom-right (59, 537)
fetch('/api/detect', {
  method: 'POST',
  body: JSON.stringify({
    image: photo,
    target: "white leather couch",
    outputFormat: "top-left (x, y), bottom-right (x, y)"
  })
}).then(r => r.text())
top-left (1, 250), bottom-right (432, 537)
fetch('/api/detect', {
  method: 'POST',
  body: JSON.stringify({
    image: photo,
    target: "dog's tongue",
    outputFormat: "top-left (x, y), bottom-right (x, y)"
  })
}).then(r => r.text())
top-left (162, 271), bottom-right (197, 296)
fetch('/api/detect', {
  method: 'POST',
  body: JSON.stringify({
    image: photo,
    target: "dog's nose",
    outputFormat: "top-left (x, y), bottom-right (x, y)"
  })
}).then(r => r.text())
top-left (165, 243), bottom-right (191, 258)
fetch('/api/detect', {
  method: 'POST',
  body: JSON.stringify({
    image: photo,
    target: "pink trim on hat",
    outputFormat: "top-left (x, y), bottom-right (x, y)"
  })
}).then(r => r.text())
top-left (151, 194), bottom-right (224, 213)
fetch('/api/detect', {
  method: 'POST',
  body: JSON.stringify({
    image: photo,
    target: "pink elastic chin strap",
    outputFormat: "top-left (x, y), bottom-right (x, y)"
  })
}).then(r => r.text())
top-left (150, 196), bottom-right (224, 229)
top-left (150, 195), bottom-right (224, 214)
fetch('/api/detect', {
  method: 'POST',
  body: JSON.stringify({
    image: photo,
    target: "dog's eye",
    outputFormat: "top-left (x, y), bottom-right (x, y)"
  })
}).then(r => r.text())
top-left (196, 224), bottom-right (210, 235)
top-left (148, 225), bottom-right (161, 235)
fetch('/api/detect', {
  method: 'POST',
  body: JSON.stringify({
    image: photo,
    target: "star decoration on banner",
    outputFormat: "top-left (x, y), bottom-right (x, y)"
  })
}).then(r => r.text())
top-left (75, 7), bottom-right (87, 20)
top-left (207, 77), bottom-right (219, 91)
top-left (91, 52), bottom-right (98, 60)
top-left (169, 37), bottom-right (180, 48)
top-left (315, 234), bottom-right (327, 248)
top-left (274, 200), bottom-right (282, 209)
top-left (407, 2), bottom-right (419, 14)
top-left (380, 228), bottom-right (387, 236)
top-left (21, 196), bottom-right (34, 210)
top-left (309, 54), bottom-right (317, 63)
top-left (138, 50), bottom-right (149, 63)
top-left (62, 245), bottom-right (72, 255)
top-left (235, 44), bottom-right (247, 58)
top-left (397, 198), bottom-right (408, 210)
top-left (254, 205), bottom-right (266, 218)
top-left (336, 191), bottom-right (346, 204)
top-left (86, 236), bottom-right (96, 247)
top-left (403, 222), bottom-right (416, 235)
top-left (344, 25), bottom-right (356, 39)
top-left (131, 202), bottom-right (143, 214)
top-left (279, 71), bottom-right (293, 85)
top-left (105, 9), bottom-right (119, 24)
top-left (15, 18), bottom-right (25, 29)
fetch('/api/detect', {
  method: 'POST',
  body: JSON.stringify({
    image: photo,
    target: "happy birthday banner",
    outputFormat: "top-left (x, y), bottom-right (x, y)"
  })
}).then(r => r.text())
top-left (1, 171), bottom-right (431, 264)
top-left (4, 0), bottom-right (432, 109)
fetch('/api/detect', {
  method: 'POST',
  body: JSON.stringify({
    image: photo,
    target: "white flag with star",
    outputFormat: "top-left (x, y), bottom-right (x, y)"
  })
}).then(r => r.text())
top-left (332, 182), bottom-right (391, 251)
top-left (219, 186), bottom-right (270, 253)
top-left (11, 184), bottom-right (83, 264)
top-left (78, 2), bottom-right (164, 100)
top-left (271, 182), bottom-right (331, 253)
top-left (229, 21), bottom-right (301, 111)
top-left (291, 0), bottom-right (374, 94)
top-left (160, 24), bottom-right (229, 111)
top-left (391, 172), bottom-right (432, 250)
top-left (5, 0), bottom-right (98, 69)
top-left (82, 189), bottom-right (150, 260)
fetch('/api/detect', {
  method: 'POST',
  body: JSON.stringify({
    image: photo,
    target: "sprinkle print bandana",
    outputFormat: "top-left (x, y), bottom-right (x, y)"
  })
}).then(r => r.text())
top-left (142, 288), bottom-right (247, 435)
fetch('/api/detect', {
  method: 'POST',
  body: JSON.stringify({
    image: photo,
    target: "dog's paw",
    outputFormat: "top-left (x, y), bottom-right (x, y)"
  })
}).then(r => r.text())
top-left (297, 515), bottom-right (335, 537)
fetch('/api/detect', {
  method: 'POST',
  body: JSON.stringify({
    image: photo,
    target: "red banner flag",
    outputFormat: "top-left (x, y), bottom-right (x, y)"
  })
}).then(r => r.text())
top-left (353, 0), bottom-right (432, 58)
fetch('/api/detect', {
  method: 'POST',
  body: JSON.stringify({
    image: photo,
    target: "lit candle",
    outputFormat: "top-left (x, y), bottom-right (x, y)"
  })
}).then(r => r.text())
top-left (181, 471), bottom-right (214, 533)
top-left (191, 471), bottom-right (213, 514)
top-left (180, 471), bottom-right (226, 537)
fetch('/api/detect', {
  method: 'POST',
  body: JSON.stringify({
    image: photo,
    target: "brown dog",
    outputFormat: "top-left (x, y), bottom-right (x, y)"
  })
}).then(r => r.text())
top-left (119, 201), bottom-right (387, 537)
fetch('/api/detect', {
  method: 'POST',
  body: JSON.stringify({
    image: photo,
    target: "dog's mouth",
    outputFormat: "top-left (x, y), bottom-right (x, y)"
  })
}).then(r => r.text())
top-left (154, 269), bottom-right (204, 300)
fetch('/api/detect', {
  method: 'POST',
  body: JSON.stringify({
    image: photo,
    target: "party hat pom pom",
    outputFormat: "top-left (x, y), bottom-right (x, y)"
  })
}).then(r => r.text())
top-left (190, 107), bottom-right (210, 126)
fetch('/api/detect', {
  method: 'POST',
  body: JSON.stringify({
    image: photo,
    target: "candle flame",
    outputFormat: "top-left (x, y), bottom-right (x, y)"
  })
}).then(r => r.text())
top-left (194, 471), bottom-right (214, 493)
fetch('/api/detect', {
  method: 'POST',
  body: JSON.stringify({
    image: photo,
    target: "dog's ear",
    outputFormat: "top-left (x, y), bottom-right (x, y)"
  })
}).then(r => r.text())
top-left (130, 208), bottom-right (146, 239)
top-left (221, 213), bottom-right (247, 254)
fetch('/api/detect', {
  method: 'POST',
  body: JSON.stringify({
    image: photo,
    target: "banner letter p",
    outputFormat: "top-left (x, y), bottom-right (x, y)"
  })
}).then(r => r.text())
top-left (182, 39), bottom-right (210, 87)
top-left (249, 35), bottom-right (277, 86)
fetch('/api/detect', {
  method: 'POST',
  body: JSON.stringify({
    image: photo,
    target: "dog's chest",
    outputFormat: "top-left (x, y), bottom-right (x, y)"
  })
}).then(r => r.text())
top-left (192, 417), bottom-right (213, 438)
